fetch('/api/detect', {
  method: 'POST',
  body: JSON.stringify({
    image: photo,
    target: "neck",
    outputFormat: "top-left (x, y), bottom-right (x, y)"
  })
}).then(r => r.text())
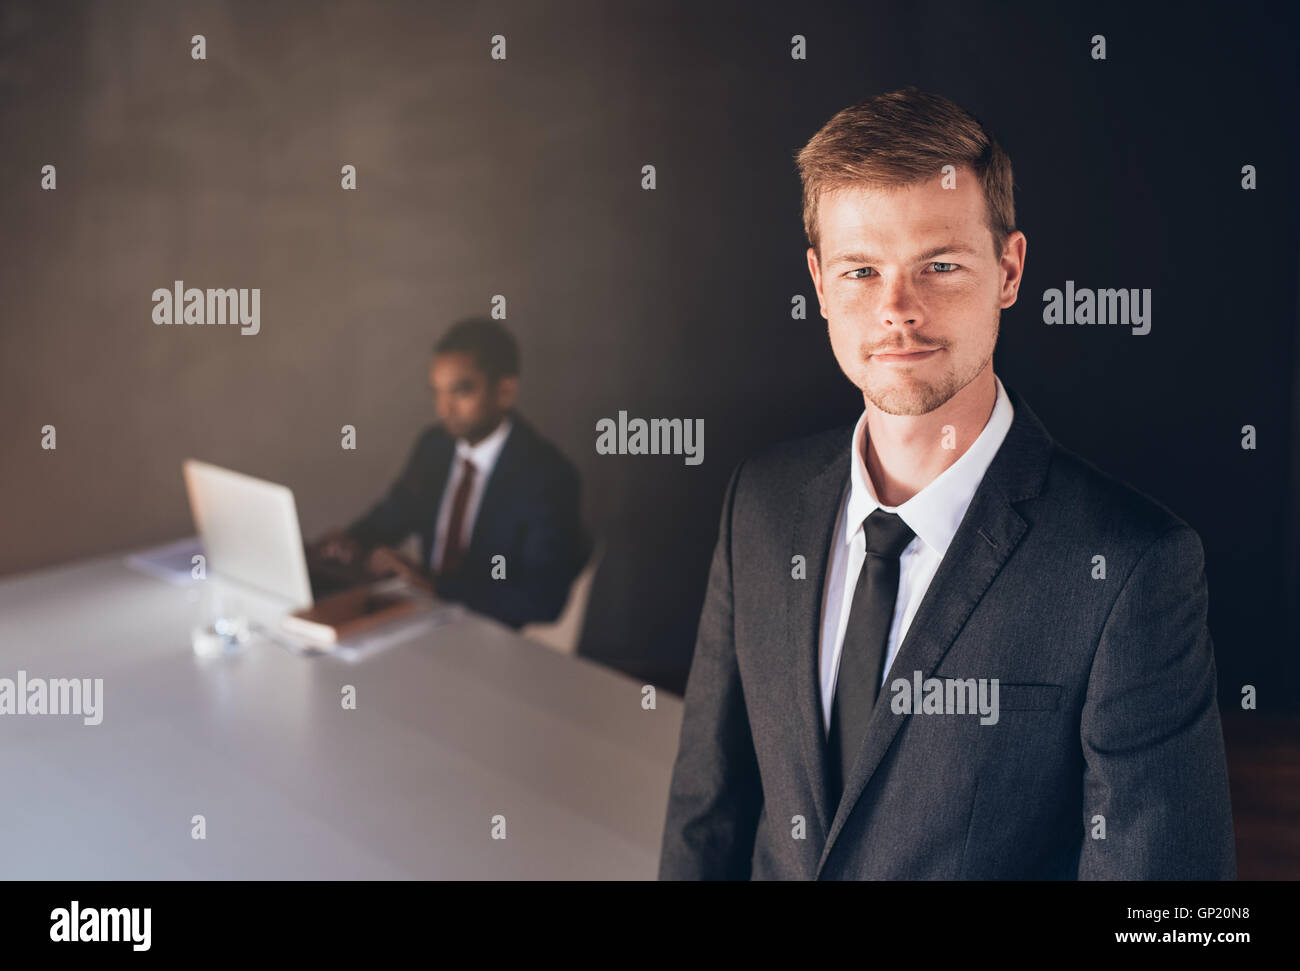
top-left (463, 414), bottom-right (507, 447)
top-left (863, 367), bottom-right (996, 507)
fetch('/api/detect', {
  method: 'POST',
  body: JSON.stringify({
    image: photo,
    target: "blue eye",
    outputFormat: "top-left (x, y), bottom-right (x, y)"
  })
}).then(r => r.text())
top-left (931, 262), bottom-right (957, 273)
top-left (847, 267), bottom-right (875, 279)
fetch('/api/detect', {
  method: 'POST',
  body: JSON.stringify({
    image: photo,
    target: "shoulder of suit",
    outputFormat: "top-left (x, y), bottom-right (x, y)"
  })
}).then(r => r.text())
top-left (1034, 436), bottom-right (1201, 550)
top-left (503, 414), bottom-right (580, 482)
top-left (414, 423), bottom-right (453, 453)
top-left (729, 416), bottom-right (1202, 553)
top-left (732, 422), bottom-right (855, 495)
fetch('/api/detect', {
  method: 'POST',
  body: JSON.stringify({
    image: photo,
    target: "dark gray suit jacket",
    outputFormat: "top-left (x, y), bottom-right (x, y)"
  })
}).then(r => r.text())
top-left (659, 383), bottom-right (1236, 880)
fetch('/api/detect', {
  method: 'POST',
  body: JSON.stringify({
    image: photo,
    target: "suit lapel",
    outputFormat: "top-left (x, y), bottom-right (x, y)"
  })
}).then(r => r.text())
top-left (786, 431), bottom-right (854, 864)
top-left (418, 433), bottom-right (456, 569)
top-left (813, 384), bottom-right (1054, 878)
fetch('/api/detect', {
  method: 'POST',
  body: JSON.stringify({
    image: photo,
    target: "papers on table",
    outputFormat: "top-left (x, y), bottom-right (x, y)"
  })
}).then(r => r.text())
top-left (123, 536), bottom-right (205, 586)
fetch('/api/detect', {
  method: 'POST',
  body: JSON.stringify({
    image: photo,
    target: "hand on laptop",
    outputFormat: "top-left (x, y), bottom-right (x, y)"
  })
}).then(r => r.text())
top-left (314, 528), bottom-right (361, 566)
top-left (367, 546), bottom-right (435, 595)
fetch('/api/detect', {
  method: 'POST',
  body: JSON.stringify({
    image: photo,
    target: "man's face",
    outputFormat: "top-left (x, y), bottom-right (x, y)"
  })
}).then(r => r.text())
top-left (428, 351), bottom-right (516, 442)
top-left (806, 167), bottom-right (1025, 416)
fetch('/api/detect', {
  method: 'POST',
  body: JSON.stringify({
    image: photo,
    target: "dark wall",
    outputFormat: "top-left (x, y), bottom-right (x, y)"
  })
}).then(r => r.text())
top-left (2, 0), bottom-right (1296, 706)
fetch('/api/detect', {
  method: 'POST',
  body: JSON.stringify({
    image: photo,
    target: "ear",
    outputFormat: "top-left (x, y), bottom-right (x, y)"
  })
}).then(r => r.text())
top-left (495, 375), bottom-right (520, 410)
top-left (806, 247), bottom-right (827, 318)
top-left (998, 231), bottom-right (1027, 309)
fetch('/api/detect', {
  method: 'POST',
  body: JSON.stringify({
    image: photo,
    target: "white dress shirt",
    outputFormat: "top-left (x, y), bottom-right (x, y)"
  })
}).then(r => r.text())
top-left (818, 375), bottom-right (1015, 735)
top-left (429, 416), bottom-right (513, 572)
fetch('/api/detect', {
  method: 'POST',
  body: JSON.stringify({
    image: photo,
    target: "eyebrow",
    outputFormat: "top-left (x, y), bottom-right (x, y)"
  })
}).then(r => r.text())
top-left (826, 243), bottom-right (981, 266)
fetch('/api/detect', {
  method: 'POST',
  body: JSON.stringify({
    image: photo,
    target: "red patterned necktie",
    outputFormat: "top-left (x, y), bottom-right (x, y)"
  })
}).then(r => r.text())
top-left (439, 457), bottom-right (477, 576)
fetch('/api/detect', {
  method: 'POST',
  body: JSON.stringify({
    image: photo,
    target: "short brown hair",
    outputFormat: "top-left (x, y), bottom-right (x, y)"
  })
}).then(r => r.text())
top-left (796, 86), bottom-right (1016, 263)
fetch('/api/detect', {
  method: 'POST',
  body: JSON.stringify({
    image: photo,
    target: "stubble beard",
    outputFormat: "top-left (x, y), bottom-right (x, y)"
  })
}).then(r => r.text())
top-left (855, 310), bottom-right (999, 417)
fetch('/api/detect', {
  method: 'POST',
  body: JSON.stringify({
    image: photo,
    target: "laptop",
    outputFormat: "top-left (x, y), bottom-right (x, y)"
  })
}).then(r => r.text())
top-left (181, 458), bottom-right (376, 610)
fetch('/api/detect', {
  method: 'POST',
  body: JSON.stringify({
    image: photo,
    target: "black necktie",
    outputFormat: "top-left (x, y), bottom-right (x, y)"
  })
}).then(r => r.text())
top-left (827, 508), bottom-right (916, 806)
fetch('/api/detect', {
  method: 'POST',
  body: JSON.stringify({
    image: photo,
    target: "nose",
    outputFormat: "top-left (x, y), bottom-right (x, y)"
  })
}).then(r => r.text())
top-left (878, 272), bottom-right (922, 328)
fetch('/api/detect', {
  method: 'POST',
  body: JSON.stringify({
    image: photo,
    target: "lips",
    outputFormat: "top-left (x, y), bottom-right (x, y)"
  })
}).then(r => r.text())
top-left (872, 347), bottom-right (940, 361)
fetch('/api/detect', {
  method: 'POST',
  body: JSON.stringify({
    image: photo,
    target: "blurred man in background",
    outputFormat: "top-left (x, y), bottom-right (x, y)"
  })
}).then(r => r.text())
top-left (312, 317), bottom-right (589, 629)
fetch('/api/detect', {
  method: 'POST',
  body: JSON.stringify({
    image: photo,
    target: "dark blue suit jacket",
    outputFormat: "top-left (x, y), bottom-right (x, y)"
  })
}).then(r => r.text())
top-left (345, 411), bottom-right (588, 629)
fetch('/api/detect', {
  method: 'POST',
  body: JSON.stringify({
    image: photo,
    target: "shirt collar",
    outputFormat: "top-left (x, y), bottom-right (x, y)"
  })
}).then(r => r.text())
top-left (844, 374), bottom-right (1015, 557)
top-left (454, 415), bottom-right (513, 473)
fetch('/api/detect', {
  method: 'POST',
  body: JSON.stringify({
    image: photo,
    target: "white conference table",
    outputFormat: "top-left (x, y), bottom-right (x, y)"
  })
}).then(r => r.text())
top-left (0, 550), bottom-right (683, 879)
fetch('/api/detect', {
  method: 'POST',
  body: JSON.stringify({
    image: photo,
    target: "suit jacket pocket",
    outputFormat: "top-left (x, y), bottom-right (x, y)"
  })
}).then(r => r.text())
top-left (994, 682), bottom-right (1063, 711)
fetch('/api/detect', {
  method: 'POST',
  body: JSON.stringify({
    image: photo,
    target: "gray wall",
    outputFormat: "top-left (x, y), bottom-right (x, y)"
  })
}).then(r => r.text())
top-left (2, 0), bottom-right (1297, 700)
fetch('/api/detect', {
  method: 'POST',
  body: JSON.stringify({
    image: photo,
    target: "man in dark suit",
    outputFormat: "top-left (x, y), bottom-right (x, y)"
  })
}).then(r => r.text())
top-left (658, 88), bottom-right (1236, 879)
top-left (312, 317), bottom-right (589, 629)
